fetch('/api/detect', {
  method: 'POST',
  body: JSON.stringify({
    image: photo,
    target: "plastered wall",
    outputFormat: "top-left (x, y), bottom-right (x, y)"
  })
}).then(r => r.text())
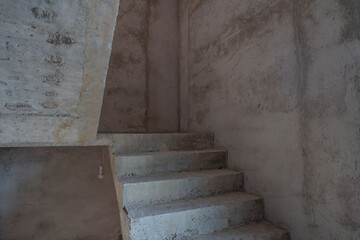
top-left (98, 0), bottom-right (179, 133)
top-left (180, 0), bottom-right (360, 239)
top-left (0, 0), bottom-right (119, 145)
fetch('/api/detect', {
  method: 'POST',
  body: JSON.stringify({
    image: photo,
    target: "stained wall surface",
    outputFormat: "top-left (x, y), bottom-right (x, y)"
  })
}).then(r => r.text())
top-left (0, 147), bottom-right (121, 240)
top-left (181, 0), bottom-right (360, 239)
top-left (98, 0), bottom-right (179, 133)
top-left (0, 0), bottom-right (119, 145)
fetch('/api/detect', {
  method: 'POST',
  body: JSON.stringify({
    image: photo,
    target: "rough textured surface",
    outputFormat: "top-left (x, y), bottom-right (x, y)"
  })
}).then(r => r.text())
top-left (105, 133), bottom-right (289, 240)
top-left (98, 0), bottom-right (179, 133)
top-left (0, 147), bottom-right (121, 240)
top-left (179, 0), bottom-right (190, 132)
top-left (115, 149), bottom-right (227, 177)
top-left (180, 0), bottom-right (360, 239)
top-left (121, 169), bottom-right (244, 208)
top-left (127, 192), bottom-right (264, 240)
top-left (0, 0), bottom-right (119, 145)
top-left (98, 133), bottom-right (214, 154)
top-left (183, 221), bottom-right (290, 240)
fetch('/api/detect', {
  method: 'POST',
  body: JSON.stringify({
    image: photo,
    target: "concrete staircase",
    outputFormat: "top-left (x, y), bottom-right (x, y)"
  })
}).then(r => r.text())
top-left (100, 133), bottom-right (290, 240)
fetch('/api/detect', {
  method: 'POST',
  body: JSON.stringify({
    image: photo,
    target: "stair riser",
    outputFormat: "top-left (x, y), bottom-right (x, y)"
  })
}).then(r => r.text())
top-left (122, 173), bottom-right (244, 208)
top-left (185, 232), bottom-right (290, 240)
top-left (183, 222), bottom-right (291, 240)
top-left (129, 199), bottom-right (264, 240)
top-left (99, 133), bottom-right (214, 154)
top-left (116, 151), bottom-right (227, 178)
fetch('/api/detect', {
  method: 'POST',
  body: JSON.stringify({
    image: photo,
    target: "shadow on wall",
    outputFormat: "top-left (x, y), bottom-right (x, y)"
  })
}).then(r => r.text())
top-left (98, 0), bottom-right (179, 133)
top-left (0, 147), bottom-right (121, 240)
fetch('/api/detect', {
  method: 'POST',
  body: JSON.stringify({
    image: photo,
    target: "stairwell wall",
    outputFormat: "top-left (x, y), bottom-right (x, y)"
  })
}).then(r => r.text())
top-left (180, 0), bottom-right (360, 239)
top-left (98, 0), bottom-right (180, 133)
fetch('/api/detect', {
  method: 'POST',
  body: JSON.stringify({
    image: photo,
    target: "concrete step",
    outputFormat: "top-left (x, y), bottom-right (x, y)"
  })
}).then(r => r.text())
top-left (181, 221), bottom-right (290, 240)
top-left (114, 149), bottom-right (227, 178)
top-left (125, 192), bottom-right (264, 240)
top-left (98, 133), bottom-right (214, 154)
top-left (121, 169), bottom-right (244, 208)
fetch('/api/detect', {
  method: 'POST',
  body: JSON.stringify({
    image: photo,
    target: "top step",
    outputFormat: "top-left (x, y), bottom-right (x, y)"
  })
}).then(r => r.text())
top-left (97, 133), bottom-right (214, 154)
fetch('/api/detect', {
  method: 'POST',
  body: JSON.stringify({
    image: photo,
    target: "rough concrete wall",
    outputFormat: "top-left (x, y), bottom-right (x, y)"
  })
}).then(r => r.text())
top-left (181, 0), bottom-right (360, 239)
top-left (0, 0), bottom-right (119, 145)
top-left (98, 0), bottom-right (179, 133)
top-left (179, 0), bottom-right (189, 132)
top-left (0, 147), bottom-right (121, 240)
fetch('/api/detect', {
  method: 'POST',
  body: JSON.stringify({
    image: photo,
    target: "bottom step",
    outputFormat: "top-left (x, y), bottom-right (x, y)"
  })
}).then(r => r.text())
top-left (182, 221), bottom-right (290, 240)
top-left (126, 192), bottom-right (263, 240)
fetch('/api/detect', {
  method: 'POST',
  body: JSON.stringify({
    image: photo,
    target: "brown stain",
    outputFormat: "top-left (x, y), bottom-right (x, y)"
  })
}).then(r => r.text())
top-left (42, 71), bottom-right (64, 86)
top-left (56, 0), bottom-right (98, 144)
top-left (54, 119), bottom-right (75, 143)
top-left (56, 0), bottom-right (119, 143)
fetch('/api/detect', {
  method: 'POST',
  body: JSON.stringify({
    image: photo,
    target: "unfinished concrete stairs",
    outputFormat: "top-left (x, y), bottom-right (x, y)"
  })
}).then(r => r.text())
top-left (100, 133), bottom-right (290, 240)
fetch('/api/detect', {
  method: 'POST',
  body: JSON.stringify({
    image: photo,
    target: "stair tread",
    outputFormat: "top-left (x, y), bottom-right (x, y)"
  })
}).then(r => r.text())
top-left (121, 169), bottom-right (241, 183)
top-left (127, 191), bottom-right (261, 219)
top-left (182, 221), bottom-right (290, 240)
top-left (115, 148), bottom-right (226, 156)
top-left (100, 132), bottom-right (211, 136)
